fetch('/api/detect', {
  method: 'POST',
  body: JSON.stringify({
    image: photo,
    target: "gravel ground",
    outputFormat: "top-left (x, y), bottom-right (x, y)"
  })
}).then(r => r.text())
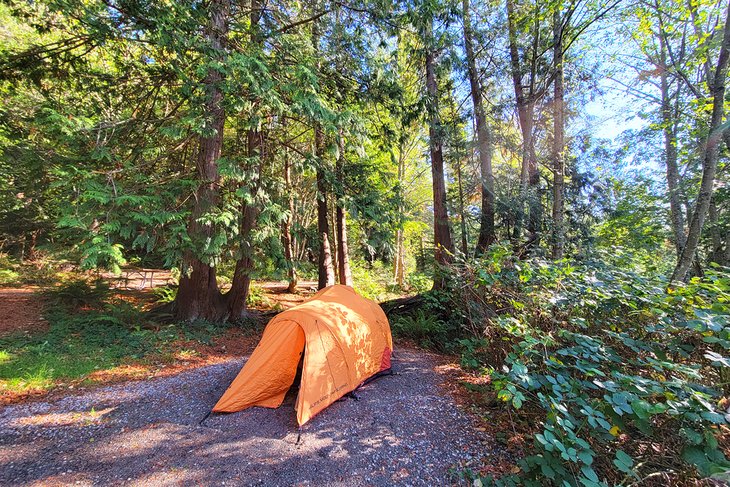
top-left (0, 347), bottom-right (499, 486)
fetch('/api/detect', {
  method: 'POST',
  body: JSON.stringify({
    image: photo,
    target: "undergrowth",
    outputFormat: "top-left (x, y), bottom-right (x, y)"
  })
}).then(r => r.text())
top-left (0, 252), bottom-right (71, 287)
top-left (399, 246), bottom-right (730, 485)
top-left (352, 260), bottom-right (432, 301)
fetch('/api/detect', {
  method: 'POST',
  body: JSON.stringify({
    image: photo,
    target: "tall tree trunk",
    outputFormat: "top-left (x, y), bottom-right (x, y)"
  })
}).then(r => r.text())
top-left (456, 160), bottom-right (469, 255)
top-left (335, 130), bottom-right (353, 286)
top-left (228, 205), bottom-right (258, 318)
top-left (526, 7), bottom-right (541, 223)
top-left (316, 150), bottom-right (335, 289)
top-left (330, 194), bottom-right (339, 282)
top-left (282, 149), bottom-right (298, 293)
top-left (394, 228), bottom-right (406, 287)
top-left (708, 199), bottom-right (723, 264)
top-left (506, 0), bottom-right (526, 188)
top-left (227, 130), bottom-right (262, 319)
top-left (506, 0), bottom-right (539, 249)
top-left (425, 18), bottom-right (454, 282)
top-left (226, 0), bottom-right (264, 319)
top-left (175, 0), bottom-right (228, 322)
top-left (551, 8), bottom-right (565, 259)
top-left (659, 32), bottom-right (687, 256)
top-left (313, 14), bottom-right (335, 290)
top-left (672, 0), bottom-right (730, 282)
top-left (393, 146), bottom-right (407, 287)
top-left (319, 227), bottom-right (335, 288)
top-left (463, 0), bottom-right (495, 255)
top-left (335, 204), bottom-right (352, 286)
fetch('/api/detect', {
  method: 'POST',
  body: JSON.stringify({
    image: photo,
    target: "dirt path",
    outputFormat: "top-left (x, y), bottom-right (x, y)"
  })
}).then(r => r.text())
top-left (255, 280), bottom-right (317, 310)
top-left (0, 348), bottom-right (499, 486)
top-left (0, 288), bottom-right (46, 337)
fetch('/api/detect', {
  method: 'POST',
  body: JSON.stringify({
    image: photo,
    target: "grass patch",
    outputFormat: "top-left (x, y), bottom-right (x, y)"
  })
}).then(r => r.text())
top-left (0, 251), bottom-right (76, 287)
top-left (0, 289), bottom-right (235, 397)
top-left (0, 268), bottom-right (20, 286)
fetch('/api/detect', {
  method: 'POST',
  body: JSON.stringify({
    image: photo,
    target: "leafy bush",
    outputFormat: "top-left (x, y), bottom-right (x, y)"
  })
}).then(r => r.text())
top-left (392, 309), bottom-right (452, 349)
top-left (246, 283), bottom-right (272, 308)
top-left (458, 337), bottom-right (491, 369)
top-left (152, 285), bottom-right (177, 304)
top-left (0, 268), bottom-right (20, 286)
top-left (351, 261), bottom-right (392, 301)
top-left (406, 272), bottom-right (433, 293)
top-left (435, 252), bottom-right (730, 485)
top-left (0, 252), bottom-right (62, 286)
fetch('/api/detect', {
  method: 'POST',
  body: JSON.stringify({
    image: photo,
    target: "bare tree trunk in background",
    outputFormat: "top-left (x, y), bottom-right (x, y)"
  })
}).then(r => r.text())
top-left (320, 228), bottom-right (335, 288)
top-left (507, 0), bottom-right (540, 250)
top-left (316, 146), bottom-right (335, 289)
top-left (394, 228), bottom-right (406, 287)
top-left (313, 13), bottom-right (335, 290)
top-left (456, 160), bottom-right (469, 255)
top-left (335, 130), bottom-right (353, 286)
top-left (226, 0), bottom-right (264, 320)
top-left (506, 0), bottom-right (528, 191)
top-left (228, 205), bottom-right (258, 318)
top-left (463, 0), bottom-right (495, 255)
top-left (330, 195), bottom-right (339, 283)
top-left (227, 130), bottom-right (263, 319)
top-left (425, 18), bottom-right (454, 285)
top-left (335, 204), bottom-right (352, 286)
top-left (282, 149), bottom-right (298, 293)
top-left (524, 19), bottom-right (541, 251)
top-left (672, 0), bottom-right (730, 282)
top-left (659, 32), bottom-right (687, 256)
top-left (175, 0), bottom-right (229, 322)
top-left (393, 145), bottom-right (406, 287)
top-left (708, 199), bottom-right (721, 261)
top-left (551, 7), bottom-right (565, 260)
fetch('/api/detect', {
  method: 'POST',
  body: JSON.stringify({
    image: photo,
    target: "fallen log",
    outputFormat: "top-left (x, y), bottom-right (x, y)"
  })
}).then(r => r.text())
top-left (379, 294), bottom-right (425, 317)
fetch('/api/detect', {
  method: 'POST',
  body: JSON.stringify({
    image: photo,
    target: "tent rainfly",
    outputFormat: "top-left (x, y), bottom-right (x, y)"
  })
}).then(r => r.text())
top-left (213, 284), bottom-right (393, 425)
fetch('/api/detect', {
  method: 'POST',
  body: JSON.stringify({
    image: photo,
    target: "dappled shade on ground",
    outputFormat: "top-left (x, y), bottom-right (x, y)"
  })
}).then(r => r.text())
top-left (0, 348), bottom-right (502, 485)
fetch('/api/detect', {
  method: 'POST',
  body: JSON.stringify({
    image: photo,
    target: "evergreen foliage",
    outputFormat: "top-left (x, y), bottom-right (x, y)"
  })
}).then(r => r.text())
top-left (2, 0), bottom-right (730, 482)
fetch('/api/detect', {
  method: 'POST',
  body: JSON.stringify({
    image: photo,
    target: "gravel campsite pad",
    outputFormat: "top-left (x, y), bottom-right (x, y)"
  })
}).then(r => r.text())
top-left (0, 348), bottom-right (499, 486)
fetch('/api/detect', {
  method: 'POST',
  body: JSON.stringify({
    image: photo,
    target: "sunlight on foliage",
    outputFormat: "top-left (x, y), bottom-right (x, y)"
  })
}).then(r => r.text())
top-left (429, 251), bottom-right (730, 485)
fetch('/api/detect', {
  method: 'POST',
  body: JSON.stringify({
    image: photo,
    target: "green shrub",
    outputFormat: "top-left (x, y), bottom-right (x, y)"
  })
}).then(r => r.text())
top-left (0, 268), bottom-right (20, 286)
top-left (351, 261), bottom-right (391, 301)
top-left (433, 252), bottom-right (730, 485)
top-left (406, 272), bottom-right (432, 293)
top-left (246, 283), bottom-right (272, 308)
top-left (458, 337), bottom-right (490, 369)
top-left (152, 285), bottom-right (177, 304)
top-left (392, 309), bottom-right (455, 349)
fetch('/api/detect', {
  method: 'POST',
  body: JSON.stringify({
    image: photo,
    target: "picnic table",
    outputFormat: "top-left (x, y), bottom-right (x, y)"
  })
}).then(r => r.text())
top-left (116, 267), bottom-right (167, 289)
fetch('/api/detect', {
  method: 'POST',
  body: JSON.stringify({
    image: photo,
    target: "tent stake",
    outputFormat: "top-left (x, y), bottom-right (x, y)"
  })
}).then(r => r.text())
top-left (198, 410), bottom-right (212, 426)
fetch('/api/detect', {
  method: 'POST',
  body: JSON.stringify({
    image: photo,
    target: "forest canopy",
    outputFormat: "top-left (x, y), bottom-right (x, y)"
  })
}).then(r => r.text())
top-left (2, 0), bottom-right (730, 484)
top-left (2, 0), bottom-right (729, 306)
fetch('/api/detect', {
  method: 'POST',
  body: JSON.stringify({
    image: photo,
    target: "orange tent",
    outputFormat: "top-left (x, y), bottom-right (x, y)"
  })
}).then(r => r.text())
top-left (213, 284), bottom-right (393, 425)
